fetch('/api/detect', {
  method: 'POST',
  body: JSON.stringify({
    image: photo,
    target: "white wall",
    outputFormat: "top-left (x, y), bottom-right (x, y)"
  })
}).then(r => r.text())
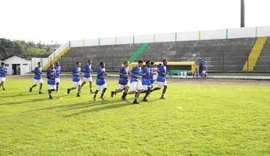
top-left (4, 56), bottom-right (31, 75)
top-left (201, 29), bottom-right (226, 40)
top-left (69, 26), bottom-right (270, 46)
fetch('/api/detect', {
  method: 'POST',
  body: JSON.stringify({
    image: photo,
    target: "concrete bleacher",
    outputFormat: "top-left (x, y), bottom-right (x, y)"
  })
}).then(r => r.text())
top-left (139, 38), bottom-right (255, 72)
top-left (60, 44), bottom-right (141, 71)
top-left (60, 38), bottom-right (256, 72)
top-left (255, 37), bottom-right (270, 72)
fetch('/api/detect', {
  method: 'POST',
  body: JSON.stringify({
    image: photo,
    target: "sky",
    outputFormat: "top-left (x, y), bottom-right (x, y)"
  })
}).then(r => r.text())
top-left (0, 0), bottom-right (269, 44)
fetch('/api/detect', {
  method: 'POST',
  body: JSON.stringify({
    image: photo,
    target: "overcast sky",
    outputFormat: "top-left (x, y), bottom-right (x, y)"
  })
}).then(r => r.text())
top-left (0, 0), bottom-right (269, 44)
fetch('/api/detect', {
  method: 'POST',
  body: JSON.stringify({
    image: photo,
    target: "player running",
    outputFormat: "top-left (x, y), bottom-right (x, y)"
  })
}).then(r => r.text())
top-left (151, 59), bottom-right (168, 99)
top-left (46, 64), bottom-right (57, 99)
top-left (29, 62), bottom-right (43, 94)
top-left (197, 58), bottom-right (206, 77)
top-left (81, 60), bottom-right (94, 93)
top-left (141, 60), bottom-right (152, 102)
top-left (0, 62), bottom-right (7, 91)
top-left (93, 62), bottom-right (107, 101)
top-left (111, 61), bottom-right (129, 101)
top-left (54, 62), bottom-right (61, 92)
top-left (128, 59), bottom-right (144, 104)
top-left (67, 62), bottom-right (82, 97)
top-left (150, 61), bottom-right (158, 85)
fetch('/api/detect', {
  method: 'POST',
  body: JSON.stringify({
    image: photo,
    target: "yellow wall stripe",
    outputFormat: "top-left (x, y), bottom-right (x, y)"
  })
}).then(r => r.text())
top-left (242, 37), bottom-right (267, 72)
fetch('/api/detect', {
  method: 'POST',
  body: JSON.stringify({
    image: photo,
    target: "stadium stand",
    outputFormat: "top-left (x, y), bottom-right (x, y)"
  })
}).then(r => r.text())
top-left (60, 44), bottom-right (142, 71)
top-left (59, 38), bottom-right (258, 72)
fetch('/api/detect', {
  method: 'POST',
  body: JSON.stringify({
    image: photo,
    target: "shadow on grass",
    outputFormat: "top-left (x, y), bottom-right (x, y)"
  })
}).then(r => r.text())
top-left (60, 98), bottom-right (134, 111)
top-left (24, 99), bottom-right (87, 112)
top-left (0, 92), bottom-right (32, 98)
top-left (0, 97), bottom-right (50, 106)
top-left (64, 102), bottom-right (133, 118)
top-left (26, 97), bottom-right (119, 112)
top-left (25, 96), bottom-right (163, 117)
top-left (0, 94), bottom-right (69, 106)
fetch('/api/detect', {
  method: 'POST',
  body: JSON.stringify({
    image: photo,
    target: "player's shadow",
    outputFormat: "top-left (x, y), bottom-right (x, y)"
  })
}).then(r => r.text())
top-left (61, 98), bottom-right (162, 116)
top-left (27, 97), bottom-right (114, 112)
top-left (0, 98), bottom-right (50, 106)
top-left (64, 102), bottom-right (133, 118)
top-left (0, 93), bottom-right (31, 98)
top-left (29, 102), bottom-right (94, 112)
top-left (60, 98), bottom-right (130, 111)
top-left (27, 97), bottom-right (161, 117)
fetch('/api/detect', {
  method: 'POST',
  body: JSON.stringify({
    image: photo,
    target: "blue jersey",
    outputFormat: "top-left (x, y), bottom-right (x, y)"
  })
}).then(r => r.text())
top-left (141, 66), bottom-right (151, 85)
top-left (0, 66), bottom-right (7, 78)
top-left (83, 64), bottom-right (92, 78)
top-left (156, 65), bottom-right (167, 82)
top-left (130, 66), bottom-right (141, 82)
top-left (119, 67), bottom-right (129, 85)
top-left (198, 60), bottom-right (205, 67)
top-left (33, 67), bottom-right (42, 80)
top-left (47, 69), bottom-right (56, 85)
top-left (72, 67), bottom-right (81, 82)
top-left (55, 66), bottom-right (61, 78)
top-left (96, 67), bottom-right (106, 85)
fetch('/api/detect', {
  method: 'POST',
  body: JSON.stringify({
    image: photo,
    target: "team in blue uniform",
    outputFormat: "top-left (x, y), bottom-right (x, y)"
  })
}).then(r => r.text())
top-left (152, 59), bottom-right (168, 99)
top-left (29, 62), bottom-right (43, 94)
top-left (67, 62), bottom-right (82, 97)
top-left (93, 62), bottom-right (107, 101)
top-left (54, 62), bottom-right (61, 92)
top-left (0, 62), bottom-right (7, 91)
top-left (2, 58), bottom-right (171, 102)
top-left (111, 61), bottom-right (130, 100)
top-left (46, 64), bottom-right (57, 99)
top-left (81, 60), bottom-right (94, 93)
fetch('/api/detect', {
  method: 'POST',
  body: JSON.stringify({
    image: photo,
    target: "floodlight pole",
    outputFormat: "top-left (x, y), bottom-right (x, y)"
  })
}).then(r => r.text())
top-left (241, 0), bottom-right (245, 27)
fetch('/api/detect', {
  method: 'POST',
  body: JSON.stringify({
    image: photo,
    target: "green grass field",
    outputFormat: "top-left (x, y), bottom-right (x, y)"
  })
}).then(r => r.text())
top-left (0, 77), bottom-right (270, 155)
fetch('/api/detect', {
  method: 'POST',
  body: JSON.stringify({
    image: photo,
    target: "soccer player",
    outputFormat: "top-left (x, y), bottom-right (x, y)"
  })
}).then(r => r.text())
top-left (29, 62), bottom-right (43, 94)
top-left (152, 59), bottom-right (168, 99)
top-left (197, 58), bottom-right (205, 77)
top-left (67, 62), bottom-right (82, 97)
top-left (128, 59), bottom-right (144, 104)
top-left (93, 62), bottom-right (107, 101)
top-left (81, 60), bottom-right (94, 93)
top-left (0, 62), bottom-right (7, 91)
top-left (46, 64), bottom-right (57, 99)
top-left (111, 61), bottom-right (129, 100)
top-left (54, 62), bottom-right (61, 92)
top-left (141, 60), bottom-right (152, 102)
top-left (150, 61), bottom-right (157, 86)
